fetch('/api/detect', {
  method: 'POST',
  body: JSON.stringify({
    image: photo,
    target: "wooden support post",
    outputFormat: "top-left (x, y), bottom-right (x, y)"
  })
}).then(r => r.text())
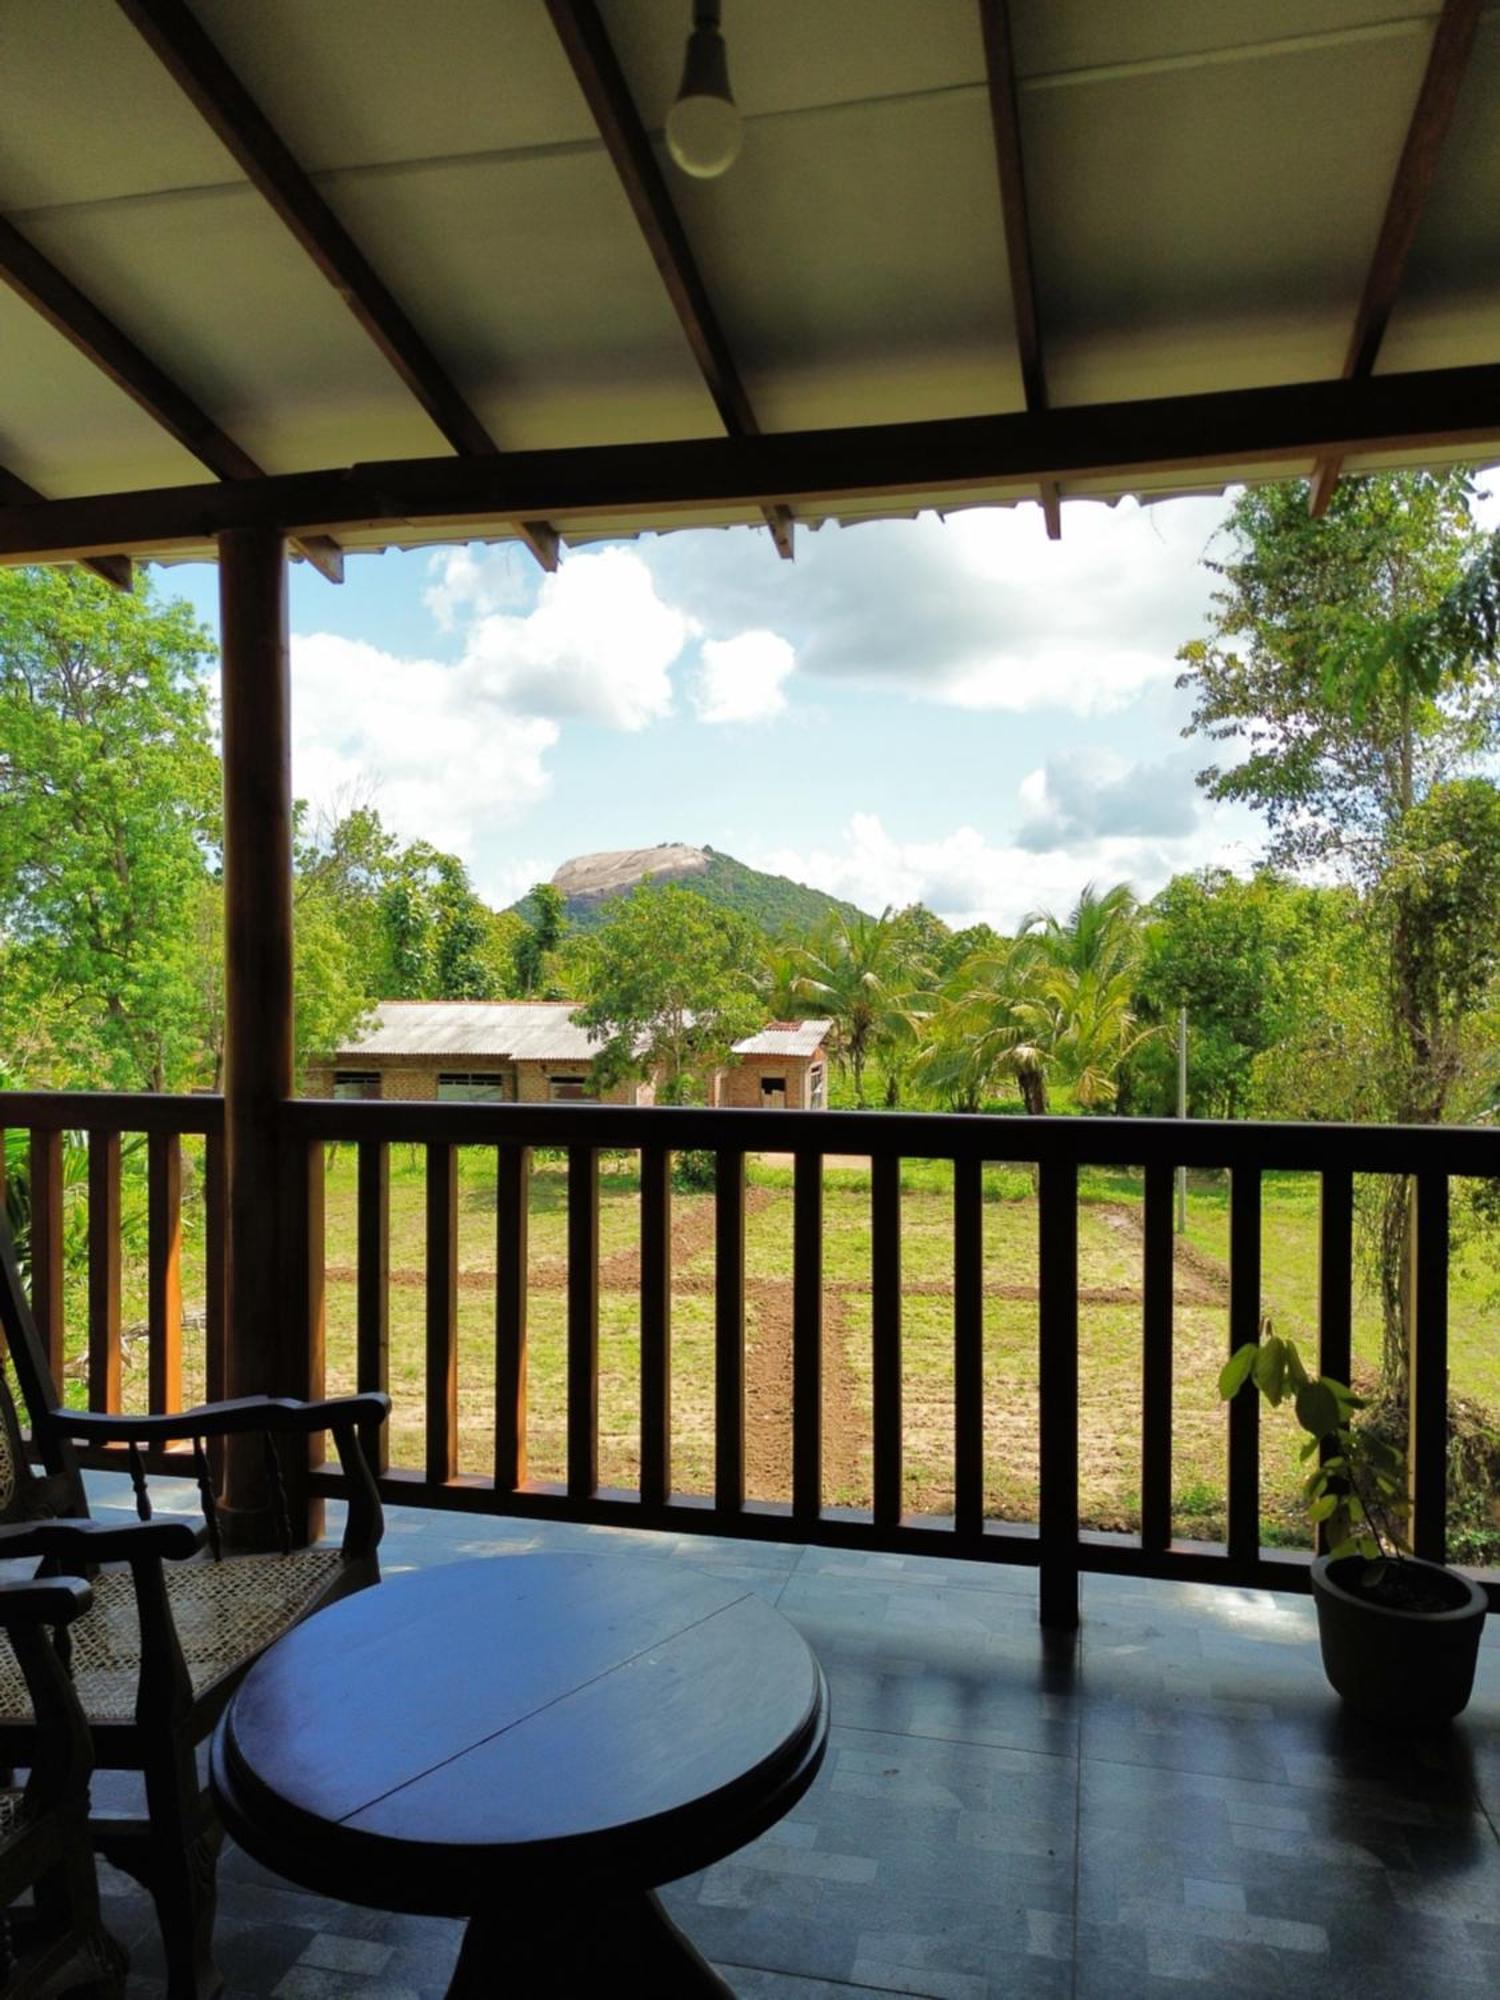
top-left (28, 1129), bottom-right (65, 1390)
top-left (87, 1132), bottom-right (122, 1414)
top-left (218, 525), bottom-right (298, 1543)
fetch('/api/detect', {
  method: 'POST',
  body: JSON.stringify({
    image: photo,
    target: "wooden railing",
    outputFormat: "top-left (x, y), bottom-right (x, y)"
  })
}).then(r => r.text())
top-left (2, 1089), bottom-right (1495, 1624)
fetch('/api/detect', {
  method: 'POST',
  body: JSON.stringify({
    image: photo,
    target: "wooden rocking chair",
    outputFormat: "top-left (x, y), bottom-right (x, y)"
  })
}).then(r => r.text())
top-left (0, 1208), bottom-right (389, 2000)
top-left (0, 1574), bottom-right (126, 1998)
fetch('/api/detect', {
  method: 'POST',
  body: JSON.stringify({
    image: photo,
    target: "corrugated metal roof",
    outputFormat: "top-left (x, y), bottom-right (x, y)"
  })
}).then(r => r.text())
top-left (732, 1021), bottom-right (832, 1058)
top-left (338, 1002), bottom-right (604, 1063)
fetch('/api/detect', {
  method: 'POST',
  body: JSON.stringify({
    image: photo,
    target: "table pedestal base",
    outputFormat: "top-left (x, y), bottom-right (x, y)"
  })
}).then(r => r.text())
top-left (448, 1889), bottom-right (734, 1998)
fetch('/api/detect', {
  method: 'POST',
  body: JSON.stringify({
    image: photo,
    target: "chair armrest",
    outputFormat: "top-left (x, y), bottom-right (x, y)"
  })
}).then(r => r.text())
top-left (0, 1518), bottom-right (202, 1565)
top-left (54, 1392), bottom-right (391, 1447)
top-left (0, 1575), bottom-right (93, 1626)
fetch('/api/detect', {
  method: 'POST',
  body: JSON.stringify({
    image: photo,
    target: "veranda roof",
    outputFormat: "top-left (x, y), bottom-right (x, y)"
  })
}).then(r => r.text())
top-left (1, 1), bottom-right (1498, 573)
top-left (732, 1023), bottom-right (833, 1059)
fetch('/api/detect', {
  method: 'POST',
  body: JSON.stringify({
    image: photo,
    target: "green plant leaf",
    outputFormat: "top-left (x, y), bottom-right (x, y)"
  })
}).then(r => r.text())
top-left (1253, 1335), bottom-right (1288, 1405)
top-left (1285, 1343), bottom-right (1310, 1391)
top-left (1298, 1436), bottom-right (1319, 1462)
top-left (1294, 1379), bottom-right (1341, 1440)
top-left (1218, 1344), bottom-right (1258, 1401)
top-left (1329, 1536), bottom-right (1362, 1560)
top-left (1308, 1495), bottom-right (1338, 1522)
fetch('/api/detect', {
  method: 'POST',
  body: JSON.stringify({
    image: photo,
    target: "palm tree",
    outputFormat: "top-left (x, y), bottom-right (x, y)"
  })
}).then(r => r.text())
top-left (1027, 880), bottom-right (1140, 983)
top-left (1034, 959), bottom-right (1153, 1110)
top-left (796, 910), bottom-right (908, 1107)
top-left (915, 936), bottom-right (1052, 1113)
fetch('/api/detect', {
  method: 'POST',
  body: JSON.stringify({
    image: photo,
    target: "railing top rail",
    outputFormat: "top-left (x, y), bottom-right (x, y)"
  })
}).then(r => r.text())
top-left (282, 1096), bottom-right (1500, 1175)
top-left (0, 1088), bottom-right (1496, 1174)
top-left (0, 1090), bottom-right (223, 1136)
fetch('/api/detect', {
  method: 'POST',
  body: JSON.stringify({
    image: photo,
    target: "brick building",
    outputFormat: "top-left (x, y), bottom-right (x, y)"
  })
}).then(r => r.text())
top-left (304, 1001), bottom-right (653, 1105)
top-left (307, 1004), bottom-right (832, 1108)
top-left (715, 1022), bottom-right (831, 1110)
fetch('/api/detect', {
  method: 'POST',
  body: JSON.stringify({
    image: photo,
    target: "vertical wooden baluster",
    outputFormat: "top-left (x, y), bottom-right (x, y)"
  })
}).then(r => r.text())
top-left (1317, 1167), bottom-right (1354, 1555)
top-left (715, 1149), bottom-right (746, 1514)
top-left (872, 1153), bottom-right (902, 1528)
top-left (204, 1129), bottom-right (227, 1409)
top-left (567, 1146), bottom-right (599, 1500)
top-left (0, 1127), bottom-right (6, 1213)
top-left (495, 1145), bottom-right (530, 1493)
top-left (792, 1150), bottom-right (823, 1525)
top-left (1411, 1170), bottom-right (1449, 1565)
top-left (1227, 1165), bottom-right (1261, 1569)
top-left (28, 1129), bottom-right (65, 1389)
top-left (425, 1143), bottom-right (458, 1486)
top-left (147, 1132), bottom-right (183, 1417)
top-left (639, 1145), bottom-right (671, 1506)
top-left (953, 1154), bottom-right (984, 1543)
top-left (357, 1140), bottom-right (391, 1476)
top-left (87, 1132), bottom-right (122, 1414)
top-left (1038, 1157), bottom-right (1079, 1629)
top-left (1140, 1161), bottom-right (1174, 1552)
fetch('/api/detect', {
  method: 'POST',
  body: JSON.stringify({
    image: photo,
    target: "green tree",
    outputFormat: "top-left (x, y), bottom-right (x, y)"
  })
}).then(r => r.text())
top-left (1179, 473), bottom-right (1500, 875)
top-left (514, 882), bottom-right (568, 997)
top-left (1131, 869), bottom-right (1352, 1119)
top-left (575, 884), bottom-right (761, 1101)
top-left (1180, 472), bottom-right (1500, 1394)
top-left (0, 567), bottom-right (219, 1089)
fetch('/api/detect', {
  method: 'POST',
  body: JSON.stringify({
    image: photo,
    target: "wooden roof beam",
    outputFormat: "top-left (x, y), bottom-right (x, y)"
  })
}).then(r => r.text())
top-left (978, 0), bottom-right (1059, 540)
top-left (1310, 0), bottom-right (1480, 517)
top-left (2, 362), bottom-right (1499, 566)
top-left (0, 462), bottom-right (130, 589)
top-left (115, 0), bottom-right (559, 573)
top-left (0, 214), bottom-right (342, 583)
top-left (544, 0), bottom-right (794, 560)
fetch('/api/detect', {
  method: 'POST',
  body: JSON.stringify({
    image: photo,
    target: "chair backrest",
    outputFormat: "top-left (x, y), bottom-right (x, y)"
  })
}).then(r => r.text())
top-left (0, 1210), bottom-right (83, 1523)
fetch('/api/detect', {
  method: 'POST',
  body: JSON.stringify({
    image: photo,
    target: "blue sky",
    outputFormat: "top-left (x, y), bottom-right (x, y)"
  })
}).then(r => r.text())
top-left (153, 486), bottom-right (1495, 929)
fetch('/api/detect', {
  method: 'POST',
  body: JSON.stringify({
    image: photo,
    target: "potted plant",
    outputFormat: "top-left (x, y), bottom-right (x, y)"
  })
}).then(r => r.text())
top-left (1220, 1324), bottom-right (1487, 1727)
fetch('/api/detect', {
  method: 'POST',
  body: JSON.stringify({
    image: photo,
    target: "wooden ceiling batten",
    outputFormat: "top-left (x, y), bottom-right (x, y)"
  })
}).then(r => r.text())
top-left (114, 0), bottom-right (560, 573)
top-left (544, 0), bottom-right (795, 561)
top-left (3, 361), bottom-right (1499, 566)
top-left (0, 462), bottom-right (130, 590)
top-left (0, 215), bottom-right (341, 582)
top-left (978, 0), bottom-right (1060, 541)
top-left (1309, 0), bottom-right (1481, 518)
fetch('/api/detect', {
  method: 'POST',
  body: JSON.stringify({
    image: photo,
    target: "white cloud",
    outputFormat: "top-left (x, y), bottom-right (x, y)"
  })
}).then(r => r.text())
top-left (422, 543), bottom-right (532, 630)
top-left (748, 807), bottom-right (1257, 934)
top-left (290, 632), bottom-right (558, 871)
top-left (456, 547), bottom-right (689, 730)
top-left (1016, 748), bottom-right (1202, 850)
top-left (693, 630), bottom-right (796, 724)
top-left (639, 496), bottom-right (1228, 718)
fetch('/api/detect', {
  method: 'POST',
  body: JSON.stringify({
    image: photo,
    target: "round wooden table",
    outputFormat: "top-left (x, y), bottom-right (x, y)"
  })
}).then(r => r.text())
top-left (210, 1553), bottom-right (828, 1997)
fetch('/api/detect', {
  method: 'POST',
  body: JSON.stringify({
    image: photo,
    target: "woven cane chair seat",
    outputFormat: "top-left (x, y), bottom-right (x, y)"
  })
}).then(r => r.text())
top-left (0, 1548), bottom-right (346, 1725)
top-left (0, 1788), bottom-right (24, 1841)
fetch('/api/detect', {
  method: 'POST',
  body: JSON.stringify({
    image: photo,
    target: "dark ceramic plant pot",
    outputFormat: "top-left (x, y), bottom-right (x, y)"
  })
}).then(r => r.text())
top-left (1310, 1553), bottom-right (1487, 1727)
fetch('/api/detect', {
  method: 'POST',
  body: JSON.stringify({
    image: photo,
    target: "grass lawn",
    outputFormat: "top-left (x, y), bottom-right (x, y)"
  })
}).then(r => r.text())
top-left (77, 1146), bottom-right (1499, 1551)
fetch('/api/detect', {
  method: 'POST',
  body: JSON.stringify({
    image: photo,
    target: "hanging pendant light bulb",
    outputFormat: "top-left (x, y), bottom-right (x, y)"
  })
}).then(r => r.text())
top-left (665, 0), bottom-right (742, 179)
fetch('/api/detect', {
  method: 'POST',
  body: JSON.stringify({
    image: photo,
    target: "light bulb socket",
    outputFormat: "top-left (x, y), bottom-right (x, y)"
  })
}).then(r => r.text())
top-left (676, 23), bottom-right (733, 110)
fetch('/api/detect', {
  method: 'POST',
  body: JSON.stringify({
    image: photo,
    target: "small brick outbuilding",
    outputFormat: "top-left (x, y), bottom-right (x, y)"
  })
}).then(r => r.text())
top-left (715, 1022), bottom-right (831, 1110)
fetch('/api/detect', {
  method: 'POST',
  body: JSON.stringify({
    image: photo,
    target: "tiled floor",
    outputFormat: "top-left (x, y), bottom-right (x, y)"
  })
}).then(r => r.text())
top-left (79, 1481), bottom-right (1500, 1998)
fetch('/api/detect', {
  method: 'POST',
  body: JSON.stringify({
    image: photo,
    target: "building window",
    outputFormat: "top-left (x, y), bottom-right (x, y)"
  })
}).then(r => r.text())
top-left (548, 1075), bottom-right (594, 1101)
top-left (333, 1072), bottom-right (380, 1100)
top-left (437, 1072), bottom-right (509, 1103)
top-left (760, 1075), bottom-right (787, 1107)
top-left (810, 1064), bottom-right (826, 1109)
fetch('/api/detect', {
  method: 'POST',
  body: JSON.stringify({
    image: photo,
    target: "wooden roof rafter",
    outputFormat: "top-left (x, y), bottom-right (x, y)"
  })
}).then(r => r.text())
top-left (114, 0), bottom-right (561, 573)
top-left (978, 0), bottom-right (1060, 541)
top-left (0, 461), bottom-right (130, 592)
top-left (3, 360), bottom-right (1499, 567)
top-left (0, 214), bottom-right (343, 583)
top-left (543, 0), bottom-right (796, 561)
top-left (1309, 0), bottom-right (1481, 518)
